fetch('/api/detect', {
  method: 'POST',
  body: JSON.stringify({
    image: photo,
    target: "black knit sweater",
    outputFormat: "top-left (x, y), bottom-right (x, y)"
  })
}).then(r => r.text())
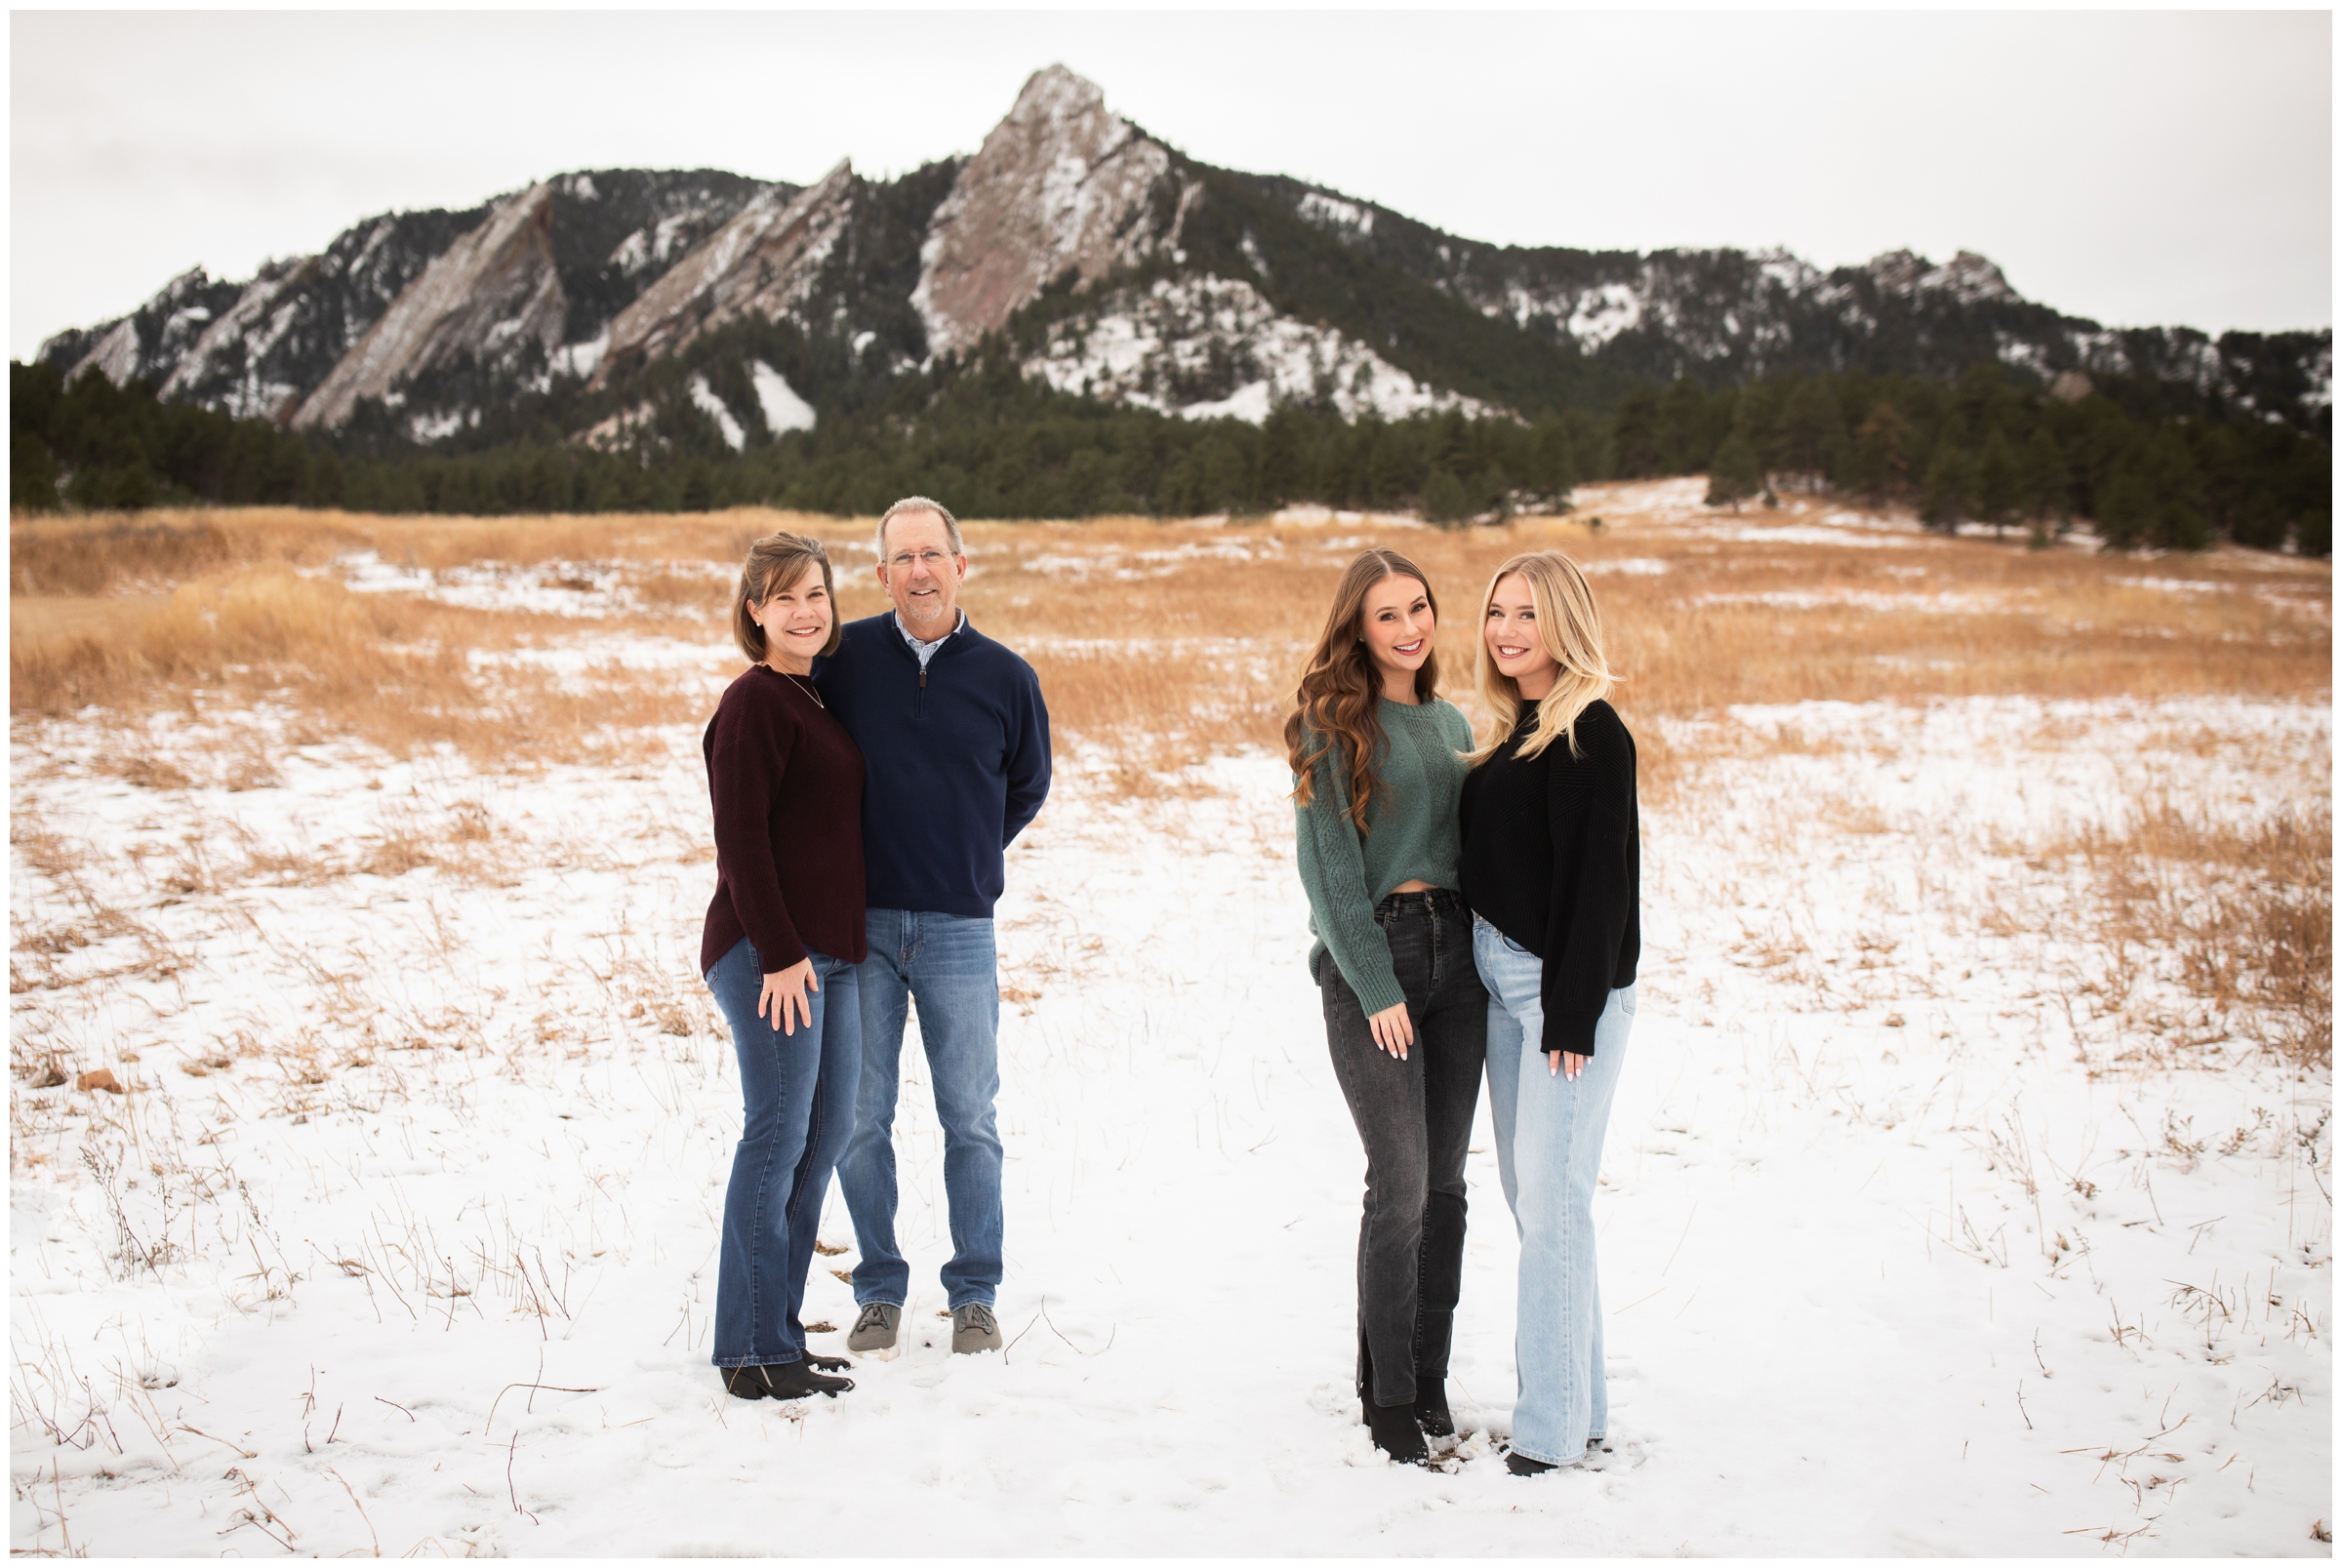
top-left (1459, 698), bottom-right (1639, 1057)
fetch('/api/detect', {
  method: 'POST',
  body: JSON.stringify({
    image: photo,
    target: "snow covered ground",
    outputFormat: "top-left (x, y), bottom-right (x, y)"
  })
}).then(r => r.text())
top-left (11, 656), bottom-right (2329, 1553)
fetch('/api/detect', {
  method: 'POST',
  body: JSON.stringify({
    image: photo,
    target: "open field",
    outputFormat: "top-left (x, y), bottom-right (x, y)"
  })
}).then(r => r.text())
top-left (10, 479), bottom-right (2332, 1553)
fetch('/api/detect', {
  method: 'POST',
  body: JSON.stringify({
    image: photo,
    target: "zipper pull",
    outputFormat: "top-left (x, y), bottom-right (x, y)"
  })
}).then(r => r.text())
top-left (919, 665), bottom-right (927, 690)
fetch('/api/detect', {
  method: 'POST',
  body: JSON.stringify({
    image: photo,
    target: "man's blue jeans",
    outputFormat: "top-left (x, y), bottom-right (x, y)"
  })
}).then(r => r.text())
top-left (836, 908), bottom-right (1003, 1310)
top-left (1474, 916), bottom-right (1636, 1468)
top-left (704, 938), bottom-right (861, 1369)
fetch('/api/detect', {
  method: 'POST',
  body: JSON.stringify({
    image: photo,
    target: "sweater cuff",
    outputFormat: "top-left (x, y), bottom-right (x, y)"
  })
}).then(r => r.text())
top-left (1349, 969), bottom-right (1408, 1020)
top-left (1541, 1008), bottom-right (1601, 1059)
top-left (753, 937), bottom-right (809, 976)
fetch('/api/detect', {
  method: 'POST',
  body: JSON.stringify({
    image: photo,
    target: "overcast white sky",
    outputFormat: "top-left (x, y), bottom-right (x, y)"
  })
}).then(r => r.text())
top-left (10, 10), bottom-right (2332, 360)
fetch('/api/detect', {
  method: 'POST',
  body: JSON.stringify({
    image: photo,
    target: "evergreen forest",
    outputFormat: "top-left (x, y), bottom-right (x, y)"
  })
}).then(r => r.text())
top-left (10, 332), bottom-right (2331, 557)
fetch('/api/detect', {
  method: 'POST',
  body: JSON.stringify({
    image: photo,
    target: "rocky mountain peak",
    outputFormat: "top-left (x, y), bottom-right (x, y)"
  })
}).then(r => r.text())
top-left (912, 63), bottom-right (1184, 358)
top-left (588, 160), bottom-right (855, 390)
top-left (292, 181), bottom-right (563, 429)
top-left (1867, 247), bottom-right (2016, 304)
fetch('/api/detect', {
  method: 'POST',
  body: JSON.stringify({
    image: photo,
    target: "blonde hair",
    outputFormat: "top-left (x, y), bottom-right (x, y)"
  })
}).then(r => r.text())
top-left (1467, 550), bottom-right (1616, 765)
top-left (732, 532), bottom-right (841, 664)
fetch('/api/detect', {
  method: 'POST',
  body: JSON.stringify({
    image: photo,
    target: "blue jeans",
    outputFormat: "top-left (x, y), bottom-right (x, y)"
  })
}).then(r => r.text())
top-left (1474, 916), bottom-right (1635, 1467)
top-left (835, 909), bottom-right (1003, 1310)
top-left (704, 938), bottom-right (862, 1369)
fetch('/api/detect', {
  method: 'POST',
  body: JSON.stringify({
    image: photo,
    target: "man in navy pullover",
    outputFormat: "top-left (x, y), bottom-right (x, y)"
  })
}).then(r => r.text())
top-left (818, 496), bottom-right (1050, 1357)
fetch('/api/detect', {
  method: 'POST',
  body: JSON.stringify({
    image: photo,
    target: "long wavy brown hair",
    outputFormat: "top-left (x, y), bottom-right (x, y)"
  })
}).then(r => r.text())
top-left (1284, 548), bottom-right (1441, 834)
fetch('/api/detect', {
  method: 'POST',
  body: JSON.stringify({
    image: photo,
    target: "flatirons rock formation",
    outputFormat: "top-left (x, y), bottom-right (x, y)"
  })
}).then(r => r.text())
top-left (913, 64), bottom-right (1190, 358)
top-left (591, 161), bottom-right (857, 390)
top-left (293, 182), bottom-right (565, 430)
top-left (37, 65), bottom-right (2332, 451)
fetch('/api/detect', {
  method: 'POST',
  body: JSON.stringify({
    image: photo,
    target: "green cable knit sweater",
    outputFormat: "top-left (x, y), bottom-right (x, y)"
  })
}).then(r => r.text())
top-left (1294, 696), bottom-right (1475, 1017)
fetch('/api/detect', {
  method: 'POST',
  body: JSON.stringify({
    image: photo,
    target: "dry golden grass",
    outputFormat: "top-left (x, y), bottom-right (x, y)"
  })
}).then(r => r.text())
top-left (12, 487), bottom-right (2329, 1063)
top-left (16, 491), bottom-right (2326, 751)
top-left (2046, 804), bottom-right (2333, 1066)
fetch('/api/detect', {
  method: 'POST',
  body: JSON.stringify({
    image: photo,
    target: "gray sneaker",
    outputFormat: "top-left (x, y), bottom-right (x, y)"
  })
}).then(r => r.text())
top-left (847, 1302), bottom-right (902, 1358)
top-left (950, 1303), bottom-right (1003, 1354)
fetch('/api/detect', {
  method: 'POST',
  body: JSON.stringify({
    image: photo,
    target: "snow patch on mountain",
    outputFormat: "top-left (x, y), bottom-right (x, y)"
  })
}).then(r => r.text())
top-left (1295, 191), bottom-right (1374, 240)
top-left (686, 375), bottom-right (746, 451)
top-left (550, 330), bottom-right (608, 382)
top-left (1024, 275), bottom-right (1489, 424)
top-left (750, 361), bottom-right (816, 434)
top-left (1567, 282), bottom-right (1645, 348)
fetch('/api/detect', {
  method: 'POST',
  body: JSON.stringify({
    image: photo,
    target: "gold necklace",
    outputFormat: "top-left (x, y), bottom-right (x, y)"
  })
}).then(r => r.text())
top-left (778, 669), bottom-right (826, 708)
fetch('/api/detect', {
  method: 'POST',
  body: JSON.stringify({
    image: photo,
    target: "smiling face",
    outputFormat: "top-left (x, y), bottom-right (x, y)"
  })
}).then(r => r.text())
top-left (875, 509), bottom-right (967, 637)
top-left (1484, 572), bottom-right (1561, 700)
top-left (749, 565), bottom-right (834, 676)
top-left (1359, 574), bottom-right (1434, 702)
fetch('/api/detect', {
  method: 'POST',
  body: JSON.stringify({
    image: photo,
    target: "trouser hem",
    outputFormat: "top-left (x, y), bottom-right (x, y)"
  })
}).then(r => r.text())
top-left (1509, 1445), bottom-right (1589, 1468)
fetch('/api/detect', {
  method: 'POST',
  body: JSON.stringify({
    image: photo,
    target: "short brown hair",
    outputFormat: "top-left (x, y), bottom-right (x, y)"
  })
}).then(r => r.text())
top-left (732, 532), bottom-right (841, 664)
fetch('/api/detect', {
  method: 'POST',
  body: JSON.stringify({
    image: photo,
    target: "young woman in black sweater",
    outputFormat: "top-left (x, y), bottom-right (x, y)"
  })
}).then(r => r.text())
top-left (701, 532), bottom-right (868, 1402)
top-left (1457, 550), bottom-right (1640, 1476)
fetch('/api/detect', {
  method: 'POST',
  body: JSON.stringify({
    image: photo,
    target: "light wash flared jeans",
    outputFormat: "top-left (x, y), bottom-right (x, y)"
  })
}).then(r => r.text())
top-left (1474, 916), bottom-right (1635, 1468)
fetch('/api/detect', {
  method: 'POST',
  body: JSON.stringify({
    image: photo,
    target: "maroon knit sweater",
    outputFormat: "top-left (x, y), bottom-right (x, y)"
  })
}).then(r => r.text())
top-left (700, 664), bottom-right (868, 977)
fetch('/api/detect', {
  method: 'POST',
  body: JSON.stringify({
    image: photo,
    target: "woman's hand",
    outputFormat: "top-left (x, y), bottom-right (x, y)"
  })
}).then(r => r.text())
top-left (1549, 1050), bottom-right (1589, 1081)
top-left (1368, 1002), bottom-right (1415, 1060)
top-left (759, 959), bottom-right (819, 1035)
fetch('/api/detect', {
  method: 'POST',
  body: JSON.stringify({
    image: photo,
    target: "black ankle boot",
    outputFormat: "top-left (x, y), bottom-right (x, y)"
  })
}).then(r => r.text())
top-left (1412, 1378), bottom-right (1455, 1438)
top-left (1361, 1398), bottom-right (1430, 1466)
top-left (763, 1358), bottom-right (853, 1398)
top-left (722, 1359), bottom-right (853, 1401)
top-left (1506, 1450), bottom-right (1559, 1476)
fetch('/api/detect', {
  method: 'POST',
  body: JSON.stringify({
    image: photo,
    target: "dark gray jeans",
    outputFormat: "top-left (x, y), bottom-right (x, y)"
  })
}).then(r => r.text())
top-left (1320, 888), bottom-right (1488, 1409)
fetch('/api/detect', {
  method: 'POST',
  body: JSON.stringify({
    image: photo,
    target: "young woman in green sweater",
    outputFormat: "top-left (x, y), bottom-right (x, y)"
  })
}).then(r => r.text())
top-left (1286, 547), bottom-right (1487, 1467)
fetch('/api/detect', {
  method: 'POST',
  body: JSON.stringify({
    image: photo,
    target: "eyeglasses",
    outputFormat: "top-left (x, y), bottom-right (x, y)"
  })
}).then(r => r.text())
top-left (888, 550), bottom-right (952, 569)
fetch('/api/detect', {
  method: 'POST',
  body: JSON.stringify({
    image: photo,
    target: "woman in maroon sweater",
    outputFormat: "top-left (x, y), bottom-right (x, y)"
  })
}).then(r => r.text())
top-left (701, 532), bottom-right (868, 1402)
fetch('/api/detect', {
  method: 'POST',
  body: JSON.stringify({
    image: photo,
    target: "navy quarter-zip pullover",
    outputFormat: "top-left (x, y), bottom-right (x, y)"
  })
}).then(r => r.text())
top-left (814, 612), bottom-right (1052, 918)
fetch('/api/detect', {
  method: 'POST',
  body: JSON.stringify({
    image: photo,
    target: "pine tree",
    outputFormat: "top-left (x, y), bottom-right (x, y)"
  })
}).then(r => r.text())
top-left (1366, 422), bottom-right (1410, 504)
top-left (1608, 389), bottom-right (1663, 479)
top-left (1524, 415), bottom-right (1579, 508)
top-left (1706, 432), bottom-right (1762, 511)
top-left (1258, 406), bottom-right (1307, 504)
top-left (1475, 463), bottom-right (1513, 521)
top-left (1656, 377), bottom-right (1711, 474)
top-left (2093, 451), bottom-right (2154, 549)
top-left (1920, 443), bottom-right (1975, 532)
top-left (1420, 467), bottom-right (1471, 526)
top-left (1850, 402), bottom-right (1914, 503)
top-left (1773, 377), bottom-right (1845, 493)
top-left (1974, 427), bottom-right (2021, 539)
top-left (11, 432), bottom-right (59, 512)
top-left (2018, 426), bottom-right (2068, 529)
top-left (2142, 432), bottom-right (2209, 550)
